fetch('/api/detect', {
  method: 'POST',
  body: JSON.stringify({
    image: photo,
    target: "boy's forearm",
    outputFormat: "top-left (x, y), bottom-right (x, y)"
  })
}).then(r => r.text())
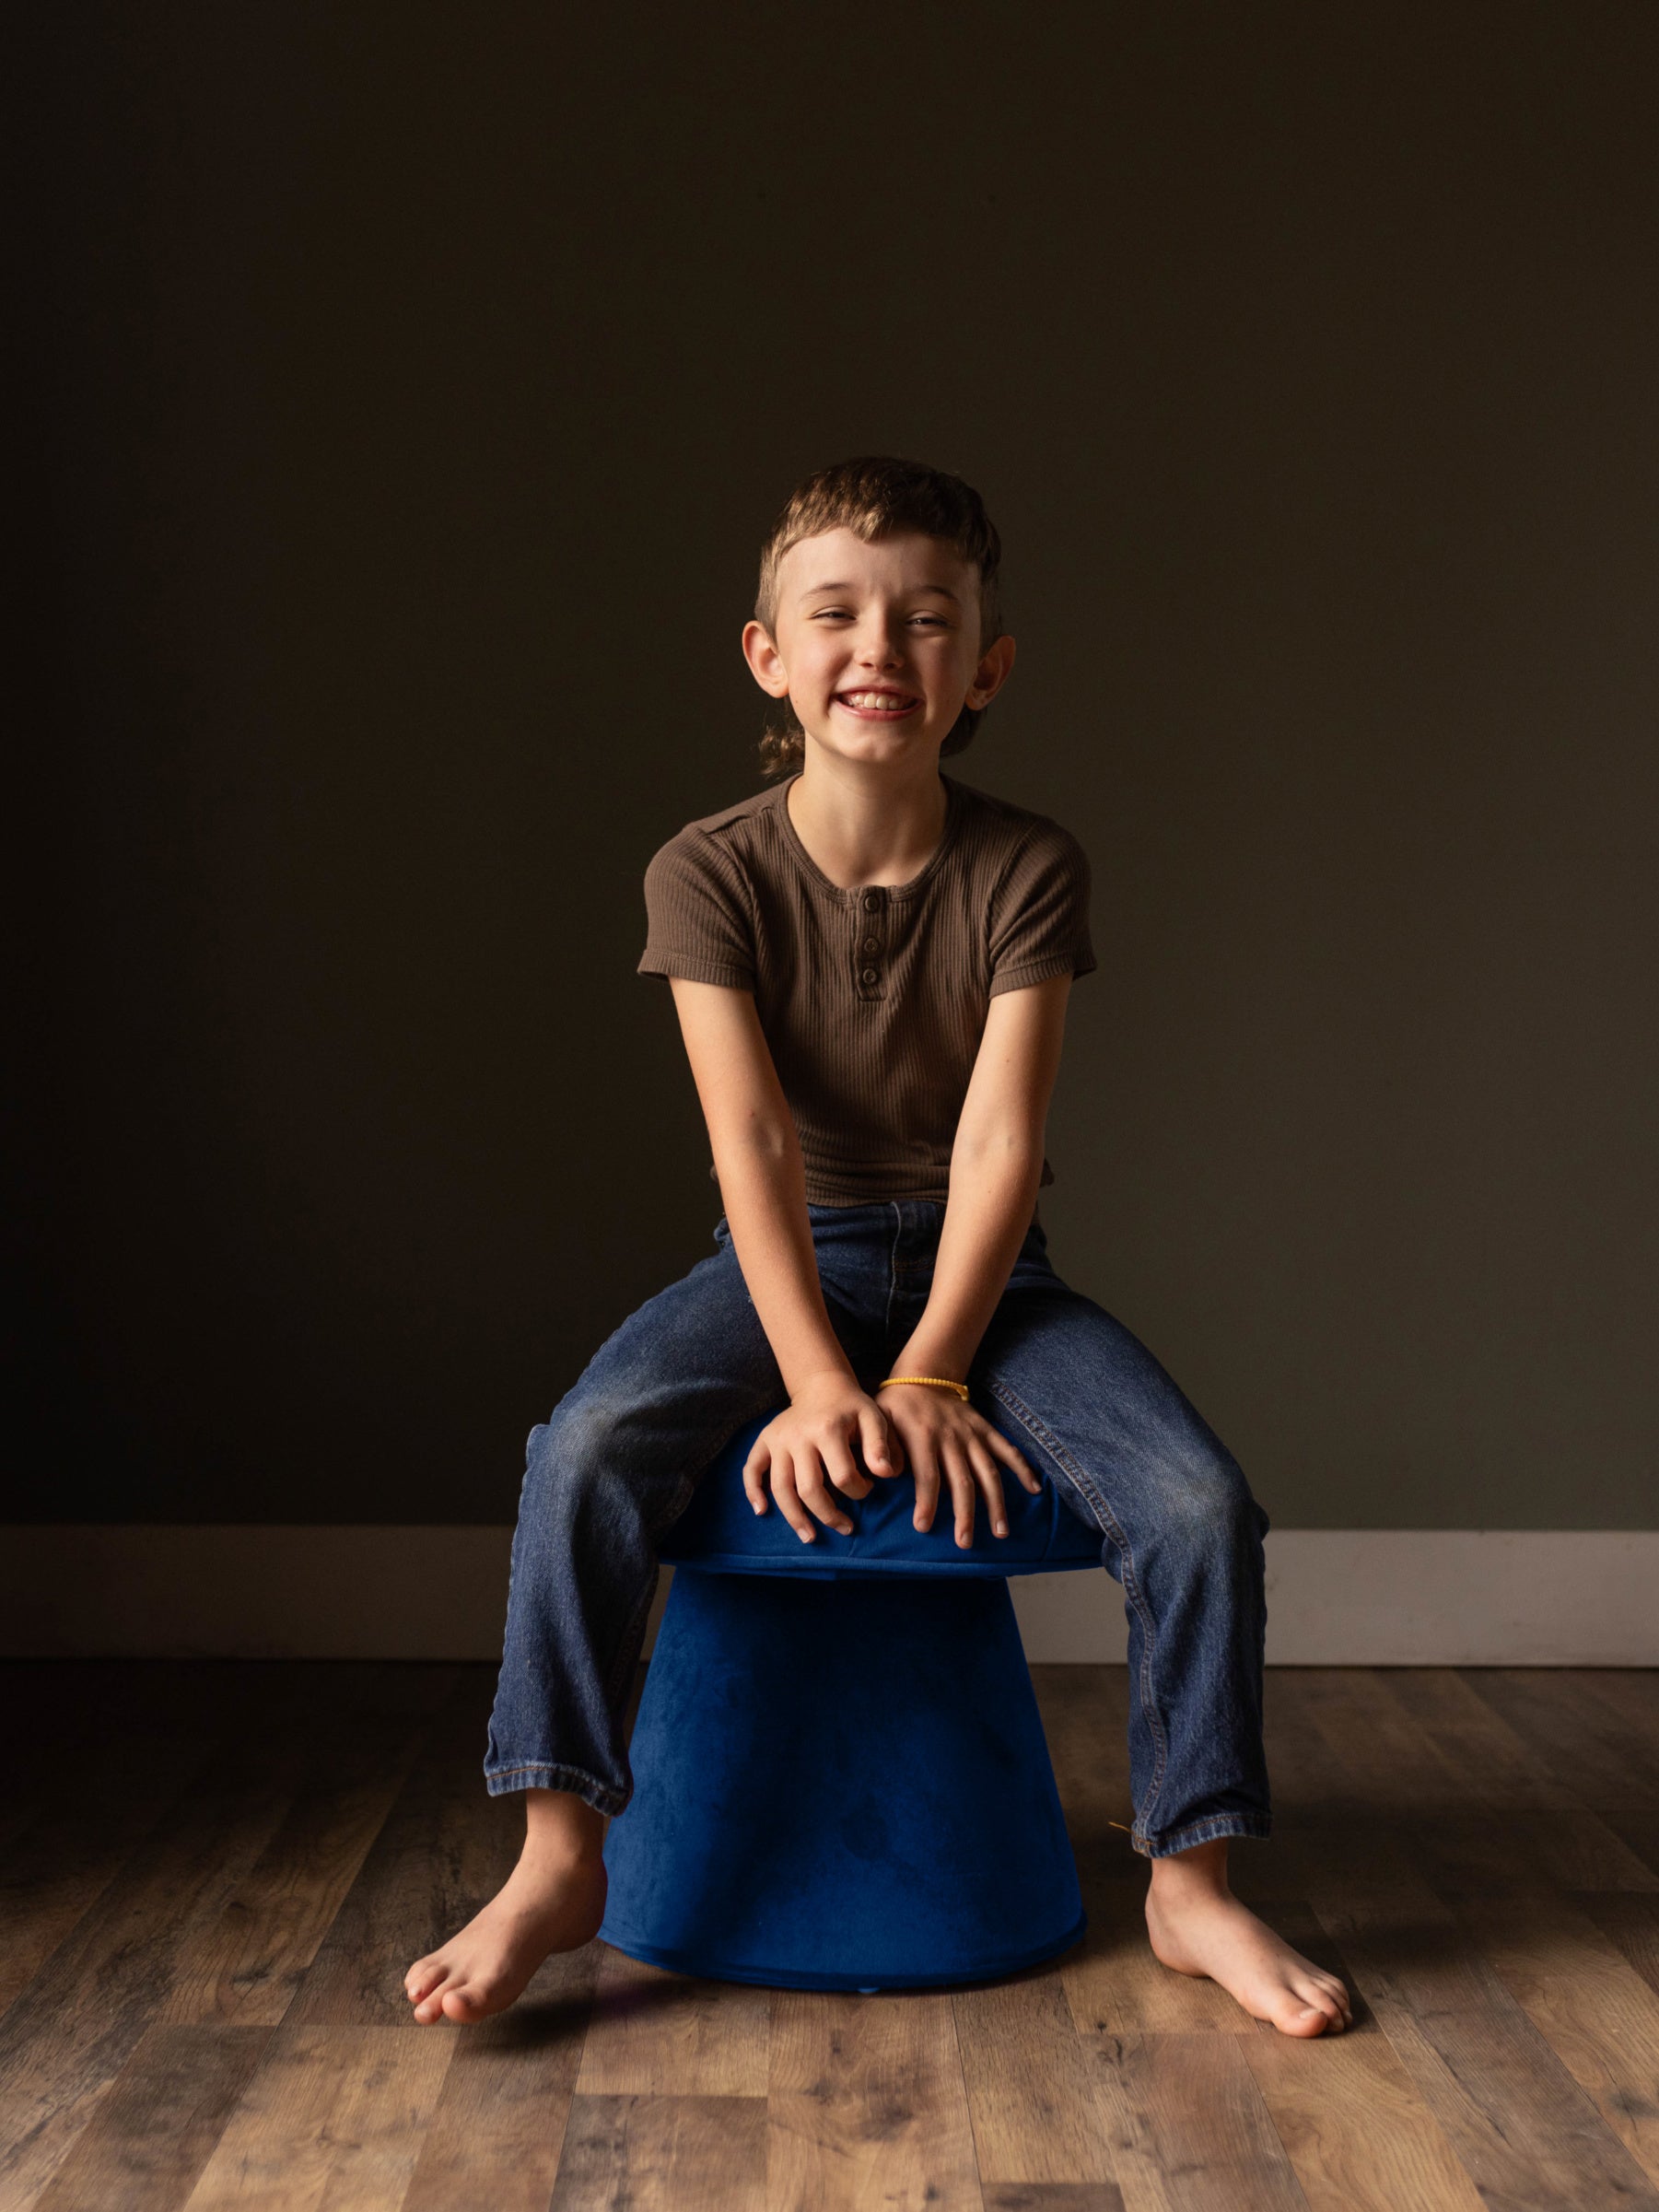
top-left (892, 1139), bottom-right (1045, 1382)
top-left (714, 1129), bottom-right (856, 1399)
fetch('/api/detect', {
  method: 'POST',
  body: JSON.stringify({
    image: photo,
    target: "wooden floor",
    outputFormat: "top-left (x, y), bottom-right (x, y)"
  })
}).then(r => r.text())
top-left (2, 1662), bottom-right (1658, 2211)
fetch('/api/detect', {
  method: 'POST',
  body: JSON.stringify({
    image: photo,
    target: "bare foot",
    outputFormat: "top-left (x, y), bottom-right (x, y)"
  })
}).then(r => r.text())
top-left (1144, 1840), bottom-right (1352, 2038)
top-left (405, 1792), bottom-right (607, 2024)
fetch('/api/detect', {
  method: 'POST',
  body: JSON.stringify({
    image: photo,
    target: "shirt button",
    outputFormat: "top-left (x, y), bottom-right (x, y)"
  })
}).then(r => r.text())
top-left (860, 966), bottom-right (879, 985)
top-left (861, 892), bottom-right (881, 912)
top-left (860, 934), bottom-right (878, 952)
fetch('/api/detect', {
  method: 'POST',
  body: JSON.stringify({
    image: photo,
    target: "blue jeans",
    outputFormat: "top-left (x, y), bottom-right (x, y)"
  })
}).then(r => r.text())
top-left (485, 1200), bottom-right (1272, 1857)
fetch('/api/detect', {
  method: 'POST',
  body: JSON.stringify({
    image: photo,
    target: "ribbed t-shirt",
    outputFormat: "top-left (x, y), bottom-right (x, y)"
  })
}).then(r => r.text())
top-left (637, 770), bottom-right (1096, 1206)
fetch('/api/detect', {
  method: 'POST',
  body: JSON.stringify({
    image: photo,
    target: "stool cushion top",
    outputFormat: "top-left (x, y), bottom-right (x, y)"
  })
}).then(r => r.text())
top-left (659, 1410), bottom-right (1104, 1578)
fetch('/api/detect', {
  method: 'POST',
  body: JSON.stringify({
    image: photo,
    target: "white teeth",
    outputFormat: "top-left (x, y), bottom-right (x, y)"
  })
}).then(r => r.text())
top-left (842, 692), bottom-right (916, 711)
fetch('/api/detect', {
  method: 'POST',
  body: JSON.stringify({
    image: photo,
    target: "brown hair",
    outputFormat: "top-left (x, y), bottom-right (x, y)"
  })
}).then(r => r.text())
top-left (754, 455), bottom-right (1004, 780)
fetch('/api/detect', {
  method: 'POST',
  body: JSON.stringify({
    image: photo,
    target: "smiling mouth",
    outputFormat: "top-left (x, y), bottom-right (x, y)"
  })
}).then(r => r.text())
top-left (835, 690), bottom-right (922, 716)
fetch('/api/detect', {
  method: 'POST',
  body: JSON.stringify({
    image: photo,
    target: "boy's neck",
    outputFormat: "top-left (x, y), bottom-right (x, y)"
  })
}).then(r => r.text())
top-left (785, 755), bottom-right (950, 892)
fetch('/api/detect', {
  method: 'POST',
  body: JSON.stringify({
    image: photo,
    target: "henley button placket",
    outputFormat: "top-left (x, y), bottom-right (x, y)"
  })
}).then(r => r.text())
top-left (856, 889), bottom-right (883, 996)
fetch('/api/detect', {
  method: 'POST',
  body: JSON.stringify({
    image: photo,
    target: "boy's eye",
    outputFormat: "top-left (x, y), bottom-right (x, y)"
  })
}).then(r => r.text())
top-left (806, 608), bottom-right (950, 629)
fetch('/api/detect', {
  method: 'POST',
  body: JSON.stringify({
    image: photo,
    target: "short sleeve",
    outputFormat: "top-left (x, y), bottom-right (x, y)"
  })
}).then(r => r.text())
top-left (986, 819), bottom-right (1097, 996)
top-left (637, 831), bottom-right (757, 990)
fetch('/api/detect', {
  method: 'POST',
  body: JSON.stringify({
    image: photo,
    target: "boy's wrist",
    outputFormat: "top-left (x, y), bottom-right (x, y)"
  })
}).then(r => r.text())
top-left (890, 1345), bottom-right (969, 1387)
top-left (784, 1361), bottom-right (859, 1402)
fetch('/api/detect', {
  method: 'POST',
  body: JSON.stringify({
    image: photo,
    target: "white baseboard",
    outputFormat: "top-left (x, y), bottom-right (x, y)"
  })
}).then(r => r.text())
top-left (0, 1527), bottom-right (1653, 1667)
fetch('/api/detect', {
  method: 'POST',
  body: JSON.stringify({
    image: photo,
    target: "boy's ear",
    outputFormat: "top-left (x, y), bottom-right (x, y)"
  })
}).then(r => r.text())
top-left (964, 634), bottom-right (1016, 711)
top-left (742, 620), bottom-right (792, 698)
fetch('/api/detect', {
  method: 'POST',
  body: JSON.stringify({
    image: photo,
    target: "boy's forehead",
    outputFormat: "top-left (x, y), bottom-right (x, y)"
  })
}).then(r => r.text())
top-left (779, 526), bottom-right (974, 597)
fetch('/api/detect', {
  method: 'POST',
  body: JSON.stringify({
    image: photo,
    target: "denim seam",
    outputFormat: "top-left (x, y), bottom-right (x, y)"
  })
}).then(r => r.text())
top-left (984, 1377), bottom-right (1170, 1827)
top-left (602, 1562), bottom-right (665, 1719)
top-left (603, 1445), bottom-right (730, 1715)
top-left (485, 1760), bottom-right (627, 1818)
top-left (883, 1202), bottom-right (904, 1345)
top-left (1133, 1810), bottom-right (1273, 1858)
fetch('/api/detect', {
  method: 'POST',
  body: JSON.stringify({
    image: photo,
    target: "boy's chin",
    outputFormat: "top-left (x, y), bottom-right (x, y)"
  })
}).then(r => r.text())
top-left (802, 720), bottom-right (948, 764)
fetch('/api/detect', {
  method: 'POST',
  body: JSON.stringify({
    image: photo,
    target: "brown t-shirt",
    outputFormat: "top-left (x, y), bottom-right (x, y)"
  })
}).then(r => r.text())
top-left (638, 770), bottom-right (1096, 1206)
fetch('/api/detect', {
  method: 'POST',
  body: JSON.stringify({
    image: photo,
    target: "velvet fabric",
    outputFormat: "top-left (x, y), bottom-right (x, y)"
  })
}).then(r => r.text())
top-left (600, 1572), bottom-right (1086, 1989)
top-left (600, 1410), bottom-right (1089, 1989)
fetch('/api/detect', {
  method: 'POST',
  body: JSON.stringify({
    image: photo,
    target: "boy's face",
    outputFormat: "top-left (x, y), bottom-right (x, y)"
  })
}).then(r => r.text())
top-left (742, 527), bottom-right (1014, 769)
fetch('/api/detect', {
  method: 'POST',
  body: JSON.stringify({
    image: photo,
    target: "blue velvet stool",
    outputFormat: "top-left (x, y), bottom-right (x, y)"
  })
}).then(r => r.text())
top-left (597, 1409), bottom-right (1103, 1991)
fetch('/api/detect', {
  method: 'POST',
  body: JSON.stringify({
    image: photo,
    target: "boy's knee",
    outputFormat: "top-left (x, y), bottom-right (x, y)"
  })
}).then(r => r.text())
top-left (523, 1396), bottom-right (630, 1517)
top-left (1162, 1444), bottom-right (1266, 1556)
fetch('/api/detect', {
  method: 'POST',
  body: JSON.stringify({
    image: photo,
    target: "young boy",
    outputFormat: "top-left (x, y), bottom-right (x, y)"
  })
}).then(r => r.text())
top-left (405, 456), bottom-right (1352, 2037)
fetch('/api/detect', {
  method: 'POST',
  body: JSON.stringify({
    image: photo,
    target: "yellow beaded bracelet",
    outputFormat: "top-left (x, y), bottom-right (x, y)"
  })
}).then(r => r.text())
top-left (879, 1375), bottom-right (970, 1401)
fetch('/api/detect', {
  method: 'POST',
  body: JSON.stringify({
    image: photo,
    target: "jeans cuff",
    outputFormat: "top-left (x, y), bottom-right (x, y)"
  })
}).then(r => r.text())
top-left (1133, 1811), bottom-right (1273, 1859)
top-left (483, 1761), bottom-right (627, 1818)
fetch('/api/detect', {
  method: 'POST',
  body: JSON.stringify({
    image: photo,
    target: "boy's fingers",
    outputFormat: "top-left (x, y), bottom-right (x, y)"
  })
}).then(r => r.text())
top-left (742, 1444), bottom-right (772, 1513)
top-left (941, 1444), bottom-right (976, 1547)
top-left (770, 1453), bottom-right (817, 1544)
top-left (983, 1423), bottom-right (1041, 1492)
top-left (968, 1439), bottom-right (1011, 1537)
top-left (795, 1450), bottom-right (854, 1535)
top-left (882, 1414), bottom-right (906, 1478)
top-left (910, 1445), bottom-right (941, 1533)
top-left (823, 1433), bottom-right (873, 1503)
top-left (1008, 1446), bottom-right (1042, 1493)
top-left (858, 1405), bottom-right (900, 1479)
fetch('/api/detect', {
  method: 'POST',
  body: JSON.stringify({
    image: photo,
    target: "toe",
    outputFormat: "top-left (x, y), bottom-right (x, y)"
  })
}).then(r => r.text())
top-left (1313, 1976), bottom-right (1353, 2025)
top-left (411, 1976), bottom-right (455, 2023)
top-left (405, 1961), bottom-right (444, 2004)
top-left (440, 1982), bottom-right (492, 2023)
top-left (1306, 1993), bottom-right (1347, 2032)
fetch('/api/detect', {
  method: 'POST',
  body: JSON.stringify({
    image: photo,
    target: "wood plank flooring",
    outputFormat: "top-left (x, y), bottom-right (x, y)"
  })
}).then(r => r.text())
top-left (3, 1659), bottom-right (1657, 2210)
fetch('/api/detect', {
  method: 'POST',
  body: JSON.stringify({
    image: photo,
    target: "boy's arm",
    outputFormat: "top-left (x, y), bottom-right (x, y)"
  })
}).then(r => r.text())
top-left (664, 977), bottom-right (896, 1535)
top-left (885, 972), bottom-right (1074, 1531)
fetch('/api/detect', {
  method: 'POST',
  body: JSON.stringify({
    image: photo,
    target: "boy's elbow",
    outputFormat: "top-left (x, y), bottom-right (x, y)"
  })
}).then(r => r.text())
top-left (951, 1124), bottom-right (1046, 1176)
top-left (712, 1115), bottom-right (799, 1176)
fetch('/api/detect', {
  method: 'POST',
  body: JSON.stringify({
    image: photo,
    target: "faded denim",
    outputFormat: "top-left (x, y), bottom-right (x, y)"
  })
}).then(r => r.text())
top-left (485, 1200), bottom-right (1273, 1858)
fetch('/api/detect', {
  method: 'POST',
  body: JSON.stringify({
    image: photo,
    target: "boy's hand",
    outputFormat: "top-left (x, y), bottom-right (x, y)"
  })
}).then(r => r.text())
top-left (878, 1384), bottom-right (1042, 1549)
top-left (742, 1376), bottom-right (898, 1543)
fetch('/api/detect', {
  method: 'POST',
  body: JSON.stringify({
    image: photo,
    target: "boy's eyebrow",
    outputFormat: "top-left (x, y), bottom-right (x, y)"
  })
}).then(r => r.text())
top-left (798, 580), bottom-right (962, 602)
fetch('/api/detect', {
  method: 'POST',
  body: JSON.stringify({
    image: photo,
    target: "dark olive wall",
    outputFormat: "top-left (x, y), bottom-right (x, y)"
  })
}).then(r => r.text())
top-left (12, 7), bottom-right (1656, 1527)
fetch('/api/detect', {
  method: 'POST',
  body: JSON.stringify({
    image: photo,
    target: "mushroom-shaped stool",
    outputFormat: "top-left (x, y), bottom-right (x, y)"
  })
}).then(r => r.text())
top-left (597, 1407), bottom-right (1102, 1991)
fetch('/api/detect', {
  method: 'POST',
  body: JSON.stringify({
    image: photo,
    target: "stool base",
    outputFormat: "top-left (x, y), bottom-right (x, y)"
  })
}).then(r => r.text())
top-left (603, 1918), bottom-right (1089, 1995)
top-left (600, 1570), bottom-right (1087, 1991)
